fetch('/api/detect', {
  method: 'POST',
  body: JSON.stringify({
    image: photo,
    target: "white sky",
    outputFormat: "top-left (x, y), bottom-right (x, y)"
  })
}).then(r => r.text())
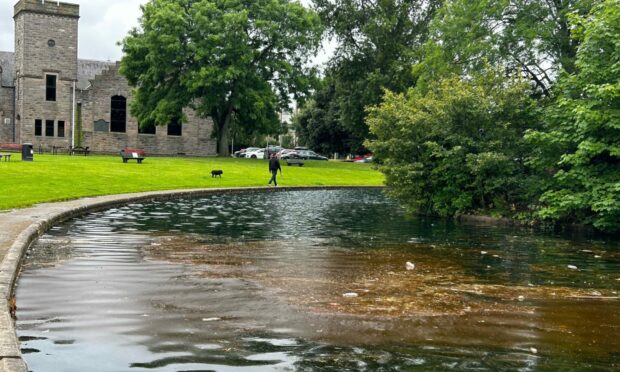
top-left (0, 0), bottom-right (332, 64)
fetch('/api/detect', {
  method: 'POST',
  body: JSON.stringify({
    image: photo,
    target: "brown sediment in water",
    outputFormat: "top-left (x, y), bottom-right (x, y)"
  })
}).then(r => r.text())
top-left (143, 235), bottom-right (618, 318)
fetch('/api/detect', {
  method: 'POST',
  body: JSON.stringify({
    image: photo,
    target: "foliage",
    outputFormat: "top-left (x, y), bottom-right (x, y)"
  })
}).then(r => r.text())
top-left (308, 0), bottom-right (442, 152)
top-left (120, 0), bottom-right (323, 156)
top-left (293, 78), bottom-right (353, 154)
top-left (366, 70), bottom-right (542, 217)
top-left (0, 155), bottom-right (383, 210)
top-left (525, 0), bottom-right (620, 231)
top-left (417, 0), bottom-right (594, 96)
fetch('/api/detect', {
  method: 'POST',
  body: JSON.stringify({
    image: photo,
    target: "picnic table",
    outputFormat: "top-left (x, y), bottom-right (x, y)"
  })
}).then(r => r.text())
top-left (70, 146), bottom-right (90, 155)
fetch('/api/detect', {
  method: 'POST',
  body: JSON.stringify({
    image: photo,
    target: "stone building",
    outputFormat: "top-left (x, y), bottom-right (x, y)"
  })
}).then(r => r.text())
top-left (0, 0), bottom-right (217, 156)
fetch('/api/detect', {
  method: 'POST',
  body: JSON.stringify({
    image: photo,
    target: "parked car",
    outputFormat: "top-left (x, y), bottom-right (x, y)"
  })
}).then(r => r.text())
top-left (264, 145), bottom-right (283, 159)
top-left (297, 150), bottom-right (328, 160)
top-left (280, 151), bottom-right (301, 159)
top-left (277, 149), bottom-right (297, 158)
top-left (233, 147), bottom-right (260, 158)
top-left (246, 148), bottom-right (266, 159)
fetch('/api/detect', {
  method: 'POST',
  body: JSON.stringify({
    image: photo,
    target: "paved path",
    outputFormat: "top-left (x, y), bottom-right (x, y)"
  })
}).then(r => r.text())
top-left (0, 186), bottom-right (380, 371)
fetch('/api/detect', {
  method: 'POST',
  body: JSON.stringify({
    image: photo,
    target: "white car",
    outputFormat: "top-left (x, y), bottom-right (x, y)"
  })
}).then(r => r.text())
top-left (245, 148), bottom-right (266, 159)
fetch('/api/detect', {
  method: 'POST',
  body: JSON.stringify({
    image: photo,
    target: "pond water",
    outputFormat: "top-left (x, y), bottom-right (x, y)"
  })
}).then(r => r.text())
top-left (15, 189), bottom-right (620, 371)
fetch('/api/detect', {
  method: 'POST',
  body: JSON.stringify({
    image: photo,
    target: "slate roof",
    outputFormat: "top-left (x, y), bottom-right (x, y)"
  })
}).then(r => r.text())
top-left (0, 51), bottom-right (116, 89)
top-left (76, 59), bottom-right (115, 89)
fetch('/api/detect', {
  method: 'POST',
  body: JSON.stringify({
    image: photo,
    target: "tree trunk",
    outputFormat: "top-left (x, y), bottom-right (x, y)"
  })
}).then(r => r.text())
top-left (216, 106), bottom-right (233, 157)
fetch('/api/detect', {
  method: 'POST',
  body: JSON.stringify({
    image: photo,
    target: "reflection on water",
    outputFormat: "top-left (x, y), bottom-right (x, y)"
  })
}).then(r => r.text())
top-left (16, 190), bottom-right (620, 371)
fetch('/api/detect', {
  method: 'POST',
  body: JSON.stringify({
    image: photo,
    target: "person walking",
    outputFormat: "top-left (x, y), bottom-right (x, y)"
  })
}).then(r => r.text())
top-left (268, 154), bottom-right (282, 186)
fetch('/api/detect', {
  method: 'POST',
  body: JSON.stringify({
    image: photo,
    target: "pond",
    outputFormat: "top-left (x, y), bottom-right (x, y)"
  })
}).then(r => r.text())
top-left (15, 189), bottom-right (620, 371)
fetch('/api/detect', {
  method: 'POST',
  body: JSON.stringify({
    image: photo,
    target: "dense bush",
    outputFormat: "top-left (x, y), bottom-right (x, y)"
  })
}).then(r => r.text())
top-left (366, 71), bottom-right (542, 218)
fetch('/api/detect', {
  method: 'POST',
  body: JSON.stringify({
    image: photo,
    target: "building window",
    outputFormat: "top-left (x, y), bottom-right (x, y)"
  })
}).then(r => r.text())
top-left (45, 120), bottom-right (54, 137)
top-left (45, 74), bottom-right (56, 101)
top-left (167, 117), bottom-right (182, 136)
top-left (138, 121), bottom-right (156, 134)
top-left (58, 121), bottom-right (65, 138)
top-left (35, 119), bottom-right (42, 136)
top-left (110, 95), bottom-right (127, 133)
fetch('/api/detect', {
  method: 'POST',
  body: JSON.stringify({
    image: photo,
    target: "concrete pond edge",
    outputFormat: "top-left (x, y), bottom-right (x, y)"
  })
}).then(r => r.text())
top-left (0, 186), bottom-right (384, 372)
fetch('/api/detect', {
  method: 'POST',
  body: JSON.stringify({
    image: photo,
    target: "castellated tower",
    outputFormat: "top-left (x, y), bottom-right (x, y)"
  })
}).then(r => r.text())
top-left (13, 0), bottom-right (79, 146)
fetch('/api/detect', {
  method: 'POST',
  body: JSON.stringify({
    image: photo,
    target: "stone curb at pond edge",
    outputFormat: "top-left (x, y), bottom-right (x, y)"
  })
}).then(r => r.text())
top-left (0, 186), bottom-right (384, 371)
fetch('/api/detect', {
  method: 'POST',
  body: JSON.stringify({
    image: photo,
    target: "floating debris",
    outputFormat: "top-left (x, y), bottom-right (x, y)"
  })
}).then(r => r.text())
top-left (343, 292), bottom-right (359, 298)
top-left (202, 317), bottom-right (221, 322)
top-left (530, 347), bottom-right (538, 354)
top-left (481, 251), bottom-right (488, 255)
top-left (567, 265), bottom-right (578, 270)
top-left (518, 295), bottom-right (525, 301)
top-left (406, 262), bottom-right (416, 270)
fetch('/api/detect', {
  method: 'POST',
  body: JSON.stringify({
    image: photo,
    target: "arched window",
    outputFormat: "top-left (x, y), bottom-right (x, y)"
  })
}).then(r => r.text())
top-left (110, 95), bottom-right (126, 133)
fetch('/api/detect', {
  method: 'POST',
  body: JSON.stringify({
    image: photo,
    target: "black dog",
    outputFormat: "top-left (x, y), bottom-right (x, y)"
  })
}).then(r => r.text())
top-left (211, 170), bottom-right (223, 178)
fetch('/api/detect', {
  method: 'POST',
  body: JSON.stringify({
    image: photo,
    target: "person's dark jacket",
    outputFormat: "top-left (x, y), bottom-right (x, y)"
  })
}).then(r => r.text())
top-left (269, 157), bottom-right (281, 172)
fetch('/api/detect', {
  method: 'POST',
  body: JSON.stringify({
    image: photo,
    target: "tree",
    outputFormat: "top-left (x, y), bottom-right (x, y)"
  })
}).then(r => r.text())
top-left (525, 0), bottom-right (620, 231)
top-left (120, 0), bottom-right (323, 156)
top-left (366, 70), bottom-right (542, 217)
top-left (294, 77), bottom-right (352, 154)
top-left (310, 0), bottom-right (442, 152)
top-left (417, 0), bottom-right (594, 96)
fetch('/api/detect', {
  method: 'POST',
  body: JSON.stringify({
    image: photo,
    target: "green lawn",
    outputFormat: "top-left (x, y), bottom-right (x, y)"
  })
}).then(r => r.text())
top-left (0, 154), bottom-right (384, 210)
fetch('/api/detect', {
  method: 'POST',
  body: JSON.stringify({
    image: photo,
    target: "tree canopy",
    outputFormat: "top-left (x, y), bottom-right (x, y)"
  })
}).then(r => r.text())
top-left (417, 0), bottom-right (594, 96)
top-left (305, 0), bottom-right (442, 153)
top-left (365, 0), bottom-right (619, 232)
top-left (120, 0), bottom-right (323, 156)
top-left (525, 0), bottom-right (620, 231)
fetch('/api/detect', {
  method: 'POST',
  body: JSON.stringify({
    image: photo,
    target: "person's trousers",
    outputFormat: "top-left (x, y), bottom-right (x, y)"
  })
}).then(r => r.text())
top-left (268, 170), bottom-right (278, 186)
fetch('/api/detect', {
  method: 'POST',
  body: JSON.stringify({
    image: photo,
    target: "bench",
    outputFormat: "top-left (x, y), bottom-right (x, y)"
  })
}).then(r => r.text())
top-left (70, 146), bottom-right (90, 156)
top-left (286, 158), bottom-right (304, 166)
top-left (0, 144), bottom-right (20, 162)
top-left (0, 143), bottom-right (20, 152)
top-left (121, 148), bottom-right (146, 163)
top-left (52, 145), bottom-right (64, 155)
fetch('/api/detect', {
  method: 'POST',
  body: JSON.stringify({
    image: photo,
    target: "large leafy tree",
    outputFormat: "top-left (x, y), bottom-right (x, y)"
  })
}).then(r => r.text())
top-left (367, 70), bottom-right (542, 217)
top-left (418, 0), bottom-right (594, 96)
top-left (309, 0), bottom-right (442, 152)
top-left (121, 0), bottom-right (323, 156)
top-left (294, 77), bottom-right (353, 155)
top-left (525, 0), bottom-right (620, 231)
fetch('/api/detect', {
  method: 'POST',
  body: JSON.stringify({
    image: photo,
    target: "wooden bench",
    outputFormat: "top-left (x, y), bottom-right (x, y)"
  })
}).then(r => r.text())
top-left (70, 146), bottom-right (90, 156)
top-left (286, 158), bottom-right (304, 166)
top-left (121, 148), bottom-right (146, 163)
top-left (0, 144), bottom-right (20, 162)
top-left (0, 143), bottom-right (20, 152)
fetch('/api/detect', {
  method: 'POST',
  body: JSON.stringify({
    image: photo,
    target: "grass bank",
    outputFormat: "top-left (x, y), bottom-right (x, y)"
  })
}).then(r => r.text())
top-left (0, 155), bottom-right (384, 210)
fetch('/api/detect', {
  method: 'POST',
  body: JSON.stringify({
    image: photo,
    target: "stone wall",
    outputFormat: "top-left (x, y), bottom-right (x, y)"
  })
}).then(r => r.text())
top-left (78, 64), bottom-right (216, 156)
top-left (13, 0), bottom-right (78, 149)
top-left (0, 86), bottom-right (15, 143)
top-left (5, 0), bottom-right (217, 155)
top-left (14, 3), bottom-right (79, 81)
